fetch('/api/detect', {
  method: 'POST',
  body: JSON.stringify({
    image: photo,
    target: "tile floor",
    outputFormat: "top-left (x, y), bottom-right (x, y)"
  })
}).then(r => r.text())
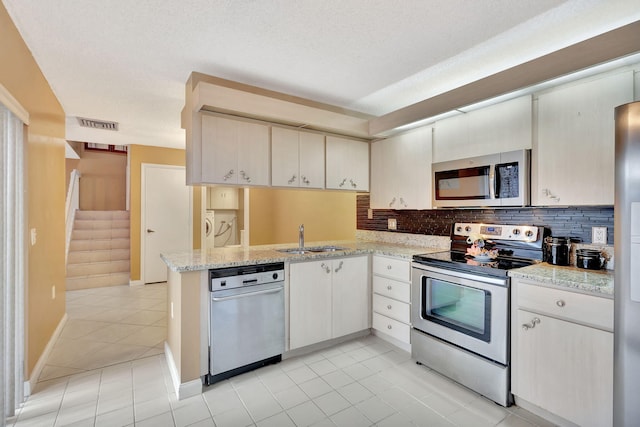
top-left (38, 283), bottom-right (168, 381)
top-left (8, 285), bottom-right (558, 427)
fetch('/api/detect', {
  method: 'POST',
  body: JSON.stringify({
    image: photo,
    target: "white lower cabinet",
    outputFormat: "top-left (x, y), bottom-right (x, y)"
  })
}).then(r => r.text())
top-left (289, 256), bottom-right (369, 350)
top-left (371, 255), bottom-right (411, 349)
top-left (511, 279), bottom-right (613, 427)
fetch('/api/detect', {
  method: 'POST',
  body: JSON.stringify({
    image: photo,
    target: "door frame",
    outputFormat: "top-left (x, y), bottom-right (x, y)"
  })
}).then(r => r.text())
top-left (140, 163), bottom-right (192, 285)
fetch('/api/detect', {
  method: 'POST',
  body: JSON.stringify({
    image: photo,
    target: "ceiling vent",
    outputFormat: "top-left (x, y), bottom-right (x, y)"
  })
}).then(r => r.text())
top-left (76, 117), bottom-right (119, 131)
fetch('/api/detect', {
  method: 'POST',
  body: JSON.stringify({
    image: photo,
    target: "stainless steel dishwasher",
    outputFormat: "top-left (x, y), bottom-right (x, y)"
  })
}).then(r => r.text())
top-left (205, 262), bottom-right (285, 385)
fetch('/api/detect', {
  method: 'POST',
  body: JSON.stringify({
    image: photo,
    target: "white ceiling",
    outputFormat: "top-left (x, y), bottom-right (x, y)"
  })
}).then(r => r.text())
top-left (4, 0), bottom-right (640, 148)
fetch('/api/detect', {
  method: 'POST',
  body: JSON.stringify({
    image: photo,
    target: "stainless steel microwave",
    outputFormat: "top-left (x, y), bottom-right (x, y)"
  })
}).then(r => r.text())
top-left (432, 149), bottom-right (530, 208)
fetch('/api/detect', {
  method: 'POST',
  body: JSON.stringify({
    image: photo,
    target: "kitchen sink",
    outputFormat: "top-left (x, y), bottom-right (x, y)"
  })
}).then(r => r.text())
top-left (277, 245), bottom-right (347, 254)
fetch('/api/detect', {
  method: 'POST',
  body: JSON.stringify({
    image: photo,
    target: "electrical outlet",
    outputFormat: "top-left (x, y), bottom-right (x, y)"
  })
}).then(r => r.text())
top-left (30, 228), bottom-right (37, 246)
top-left (367, 208), bottom-right (373, 219)
top-left (171, 302), bottom-right (174, 319)
top-left (388, 218), bottom-right (397, 230)
top-left (51, 285), bottom-right (56, 299)
top-left (592, 227), bottom-right (607, 244)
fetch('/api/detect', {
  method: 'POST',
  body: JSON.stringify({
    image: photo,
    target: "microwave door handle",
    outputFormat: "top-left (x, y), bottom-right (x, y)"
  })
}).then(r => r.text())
top-left (489, 166), bottom-right (496, 199)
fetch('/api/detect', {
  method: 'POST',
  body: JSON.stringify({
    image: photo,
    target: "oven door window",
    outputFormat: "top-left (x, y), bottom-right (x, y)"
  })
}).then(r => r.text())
top-left (422, 277), bottom-right (491, 342)
top-left (434, 166), bottom-right (491, 200)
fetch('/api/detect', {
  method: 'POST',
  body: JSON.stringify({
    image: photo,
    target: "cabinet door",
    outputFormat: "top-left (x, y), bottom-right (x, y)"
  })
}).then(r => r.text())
top-left (514, 309), bottom-right (613, 427)
top-left (433, 96), bottom-right (532, 163)
top-left (326, 136), bottom-right (369, 191)
top-left (394, 126), bottom-right (432, 209)
top-left (237, 120), bottom-right (270, 186)
top-left (201, 115), bottom-right (239, 184)
top-left (534, 71), bottom-right (633, 205)
top-left (271, 127), bottom-right (300, 187)
top-left (370, 138), bottom-right (396, 208)
top-left (332, 256), bottom-right (369, 338)
top-left (298, 131), bottom-right (325, 189)
top-left (289, 260), bottom-right (332, 349)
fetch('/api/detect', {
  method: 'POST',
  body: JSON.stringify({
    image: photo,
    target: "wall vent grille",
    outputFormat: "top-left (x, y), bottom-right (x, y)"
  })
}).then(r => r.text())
top-left (77, 117), bottom-right (119, 131)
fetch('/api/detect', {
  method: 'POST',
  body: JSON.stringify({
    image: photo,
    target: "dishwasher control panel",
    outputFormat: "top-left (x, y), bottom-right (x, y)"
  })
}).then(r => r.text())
top-left (210, 262), bottom-right (284, 291)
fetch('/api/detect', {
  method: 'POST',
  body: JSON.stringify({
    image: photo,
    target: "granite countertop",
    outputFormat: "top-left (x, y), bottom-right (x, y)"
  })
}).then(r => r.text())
top-left (161, 239), bottom-right (448, 272)
top-left (509, 262), bottom-right (614, 298)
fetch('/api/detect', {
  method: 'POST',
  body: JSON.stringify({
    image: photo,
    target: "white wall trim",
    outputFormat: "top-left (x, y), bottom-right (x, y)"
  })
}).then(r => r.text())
top-left (0, 83), bottom-right (29, 125)
top-left (164, 341), bottom-right (202, 400)
top-left (129, 280), bottom-right (144, 287)
top-left (25, 313), bottom-right (68, 397)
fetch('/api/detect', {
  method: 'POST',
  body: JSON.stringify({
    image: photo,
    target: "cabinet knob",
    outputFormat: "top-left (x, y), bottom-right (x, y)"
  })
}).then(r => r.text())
top-left (349, 179), bottom-right (357, 188)
top-left (386, 305), bottom-right (392, 310)
top-left (334, 261), bottom-right (344, 273)
top-left (339, 178), bottom-right (347, 187)
top-left (399, 197), bottom-right (407, 207)
top-left (287, 174), bottom-right (296, 184)
top-left (223, 169), bottom-right (234, 181)
top-left (556, 300), bottom-right (566, 307)
top-left (387, 265), bottom-right (392, 270)
top-left (301, 175), bottom-right (310, 185)
top-left (387, 285), bottom-right (392, 291)
top-left (239, 170), bottom-right (251, 183)
top-left (320, 263), bottom-right (331, 274)
top-left (387, 325), bottom-right (392, 330)
top-left (389, 197), bottom-right (396, 207)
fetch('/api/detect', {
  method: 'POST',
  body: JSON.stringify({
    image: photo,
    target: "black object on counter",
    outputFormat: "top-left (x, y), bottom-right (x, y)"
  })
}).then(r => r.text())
top-left (576, 248), bottom-right (603, 270)
top-left (545, 236), bottom-right (571, 266)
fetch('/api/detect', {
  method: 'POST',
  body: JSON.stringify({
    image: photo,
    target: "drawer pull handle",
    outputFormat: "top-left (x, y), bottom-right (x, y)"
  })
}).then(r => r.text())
top-left (387, 265), bottom-right (392, 270)
top-left (387, 285), bottom-right (393, 291)
top-left (522, 317), bottom-right (541, 331)
top-left (556, 300), bottom-right (566, 307)
top-left (387, 305), bottom-right (392, 310)
top-left (387, 325), bottom-right (392, 330)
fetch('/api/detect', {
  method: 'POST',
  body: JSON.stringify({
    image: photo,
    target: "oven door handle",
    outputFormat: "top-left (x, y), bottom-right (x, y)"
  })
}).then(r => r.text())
top-left (212, 287), bottom-right (282, 302)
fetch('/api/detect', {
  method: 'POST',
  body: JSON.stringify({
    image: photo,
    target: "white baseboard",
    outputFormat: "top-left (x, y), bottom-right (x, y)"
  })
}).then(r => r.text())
top-left (25, 313), bottom-right (68, 397)
top-left (129, 280), bottom-right (144, 287)
top-left (164, 341), bottom-right (202, 400)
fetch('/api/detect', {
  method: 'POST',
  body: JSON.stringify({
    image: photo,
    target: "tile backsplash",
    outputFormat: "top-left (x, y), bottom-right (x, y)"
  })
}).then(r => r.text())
top-left (356, 194), bottom-right (615, 245)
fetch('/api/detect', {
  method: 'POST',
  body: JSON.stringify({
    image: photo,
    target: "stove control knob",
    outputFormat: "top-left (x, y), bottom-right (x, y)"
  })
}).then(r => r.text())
top-left (525, 230), bottom-right (534, 238)
top-left (512, 228), bottom-right (520, 235)
top-left (456, 226), bottom-right (462, 232)
top-left (465, 226), bottom-right (471, 232)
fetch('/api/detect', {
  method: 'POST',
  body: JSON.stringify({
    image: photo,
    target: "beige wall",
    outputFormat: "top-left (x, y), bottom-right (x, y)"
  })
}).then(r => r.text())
top-left (1, 3), bottom-right (67, 376)
top-left (128, 145), bottom-right (203, 281)
top-left (249, 188), bottom-right (356, 245)
top-left (76, 146), bottom-right (127, 211)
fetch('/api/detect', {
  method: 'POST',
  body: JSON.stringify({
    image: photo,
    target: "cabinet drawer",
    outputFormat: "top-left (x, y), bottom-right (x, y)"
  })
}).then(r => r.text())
top-left (372, 313), bottom-right (410, 343)
top-left (372, 276), bottom-right (410, 302)
top-left (373, 294), bottom-right (410, 323)
top-left (516, 281), bottom-right (613, 331)
top-left (372, 255), bottom-right (410, 282)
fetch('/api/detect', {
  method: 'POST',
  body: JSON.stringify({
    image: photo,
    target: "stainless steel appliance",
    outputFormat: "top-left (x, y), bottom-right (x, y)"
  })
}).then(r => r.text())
top-left (206, 262), bottom-right (285, 385)
top-left (432, 149), bottom-right (530, 208)
top-left (411, 223), bottom-right (547, 406)
top-left (613, 101), bottom-right (640, 425)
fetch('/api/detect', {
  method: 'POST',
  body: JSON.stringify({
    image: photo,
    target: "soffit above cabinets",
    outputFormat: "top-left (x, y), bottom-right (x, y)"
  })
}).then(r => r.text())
top-left (186, 73), bottom-right (373, 139)
top-left (369, 20), bottom-right (640, 137)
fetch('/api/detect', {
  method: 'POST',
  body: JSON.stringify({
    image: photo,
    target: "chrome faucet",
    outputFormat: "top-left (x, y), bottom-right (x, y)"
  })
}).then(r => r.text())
top-left (299, 224), bottom-right (304, 249)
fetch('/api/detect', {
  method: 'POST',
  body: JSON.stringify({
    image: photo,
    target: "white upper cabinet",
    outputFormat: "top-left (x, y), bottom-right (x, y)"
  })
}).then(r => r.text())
top-left (325, 136), bottom-right (369, 191)
top-left (271, 127), bottom-right (325, 189)
top-left (533, 71), bottom-right (633, 206)
top-left (433, 95), bottom-right (532, 162)
top-left (370, 126), bottom-right (432, 209)
top-left (201, 114), bottom-right (271, 186)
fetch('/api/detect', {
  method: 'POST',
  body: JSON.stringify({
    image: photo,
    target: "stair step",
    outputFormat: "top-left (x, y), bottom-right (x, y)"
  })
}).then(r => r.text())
top-left (67, 248), bottom-right (130, 264)
top-left (73, 219), bottom-right (130, 230)
top-left (69, 238), bottom-right (129, 251)
top-left (66, 259), bottom-right (130, 277)
top-left (66, 272), bottom-right (130, 291)
top-left (74, 210), bottom-right (129, 221)
top-left (71, 228), bottom-right (129, 241)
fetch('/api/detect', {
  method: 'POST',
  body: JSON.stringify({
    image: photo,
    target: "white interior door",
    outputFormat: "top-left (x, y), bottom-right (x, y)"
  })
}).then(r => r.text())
top-left (142, 164), bottom-right (191, 284)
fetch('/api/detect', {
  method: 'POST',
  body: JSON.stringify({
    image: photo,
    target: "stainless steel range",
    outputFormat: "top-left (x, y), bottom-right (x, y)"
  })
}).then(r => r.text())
top-left (411, 223), bottom-right (548, 406)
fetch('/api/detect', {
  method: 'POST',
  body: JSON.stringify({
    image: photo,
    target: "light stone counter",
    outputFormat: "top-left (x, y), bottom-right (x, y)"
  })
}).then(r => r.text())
top-left (161, 238), bottom-right (450, 272)
top-left (509, 262), bottom-right (614, 298)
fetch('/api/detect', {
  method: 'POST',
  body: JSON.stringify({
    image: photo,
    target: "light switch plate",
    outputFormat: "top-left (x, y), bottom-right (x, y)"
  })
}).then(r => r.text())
top-left (592, 227), bottom-right (607, 244)
top-left (388, 218), bottom-right (397, 230)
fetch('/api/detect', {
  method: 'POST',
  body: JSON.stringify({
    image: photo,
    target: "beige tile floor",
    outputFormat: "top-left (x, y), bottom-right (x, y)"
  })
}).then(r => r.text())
top-left (38, 283), bottom-right (168, 381)
top-left (8, 284), bottom-right (557, 427)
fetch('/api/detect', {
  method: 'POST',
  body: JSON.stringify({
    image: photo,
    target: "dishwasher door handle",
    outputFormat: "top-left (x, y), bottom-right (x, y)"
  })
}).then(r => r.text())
top-left (211, 287), bottom-right (282, 302)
